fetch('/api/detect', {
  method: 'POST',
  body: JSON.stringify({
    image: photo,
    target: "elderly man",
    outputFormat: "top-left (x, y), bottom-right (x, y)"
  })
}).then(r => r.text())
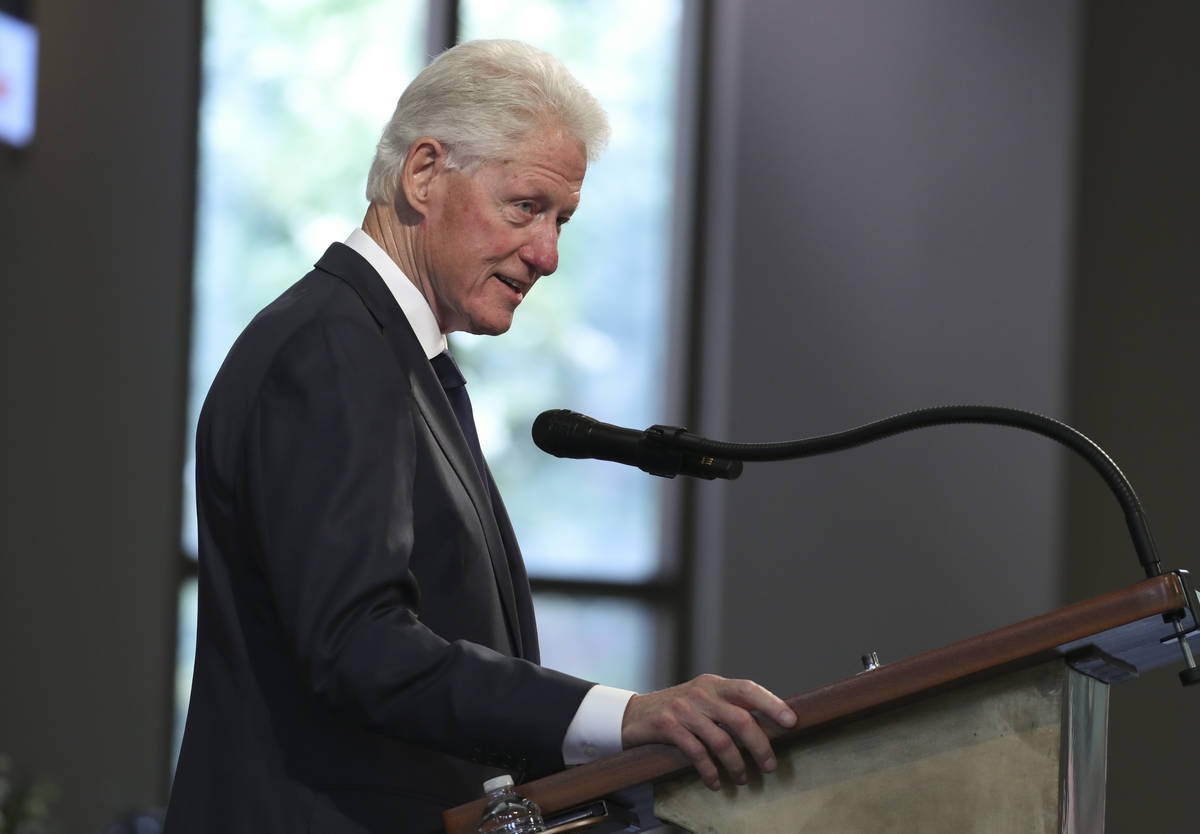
top-left (165, 39), bottom-right (795, 833)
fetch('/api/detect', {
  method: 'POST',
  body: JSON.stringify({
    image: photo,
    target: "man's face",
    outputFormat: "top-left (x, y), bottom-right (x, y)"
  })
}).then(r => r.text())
top-left (419, 125), bottom-right (587, 335)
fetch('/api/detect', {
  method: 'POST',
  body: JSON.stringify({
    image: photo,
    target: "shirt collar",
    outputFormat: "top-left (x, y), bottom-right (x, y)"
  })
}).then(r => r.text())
top-left (344, 227), bottom-right (448, 360)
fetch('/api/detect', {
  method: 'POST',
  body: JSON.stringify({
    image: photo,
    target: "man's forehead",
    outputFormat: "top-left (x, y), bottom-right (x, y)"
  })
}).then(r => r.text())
top-left (473, 154), bottom-right (585, 200)
top-left (499, 127), bottom-right (585, 170)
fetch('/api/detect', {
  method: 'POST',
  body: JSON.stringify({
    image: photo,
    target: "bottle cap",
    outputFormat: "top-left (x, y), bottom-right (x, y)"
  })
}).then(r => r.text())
top-left (483, 774), bottom-right (514, 793)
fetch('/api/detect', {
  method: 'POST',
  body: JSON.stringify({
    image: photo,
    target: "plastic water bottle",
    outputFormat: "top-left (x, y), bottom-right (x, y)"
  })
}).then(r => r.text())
top-left (476, 774), bottom-right (546, 833)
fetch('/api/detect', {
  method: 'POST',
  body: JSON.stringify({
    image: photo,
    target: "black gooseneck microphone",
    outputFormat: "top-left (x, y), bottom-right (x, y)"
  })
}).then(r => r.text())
top-left (531, 409), bottom-right (743, 480)
top-left (533, 405), bottom-right (1164, 577)
top-left (532, 404), bottom-right (1200, 686)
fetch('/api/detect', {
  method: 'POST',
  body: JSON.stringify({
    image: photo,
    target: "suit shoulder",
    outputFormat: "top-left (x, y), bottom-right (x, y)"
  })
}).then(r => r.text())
top-left (197, 270), bottom-right (401, 441)
top-left (222, 271), bottom-right (382, 376)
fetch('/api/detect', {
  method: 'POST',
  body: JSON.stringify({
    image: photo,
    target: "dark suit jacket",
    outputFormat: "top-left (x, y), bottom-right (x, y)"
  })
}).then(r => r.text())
top-left (165, 243), bottom-right (593, 834)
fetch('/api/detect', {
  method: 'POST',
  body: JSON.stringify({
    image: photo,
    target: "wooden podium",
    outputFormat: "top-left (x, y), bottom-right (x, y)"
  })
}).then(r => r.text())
top-left (442, 573), bottom-right (1198, 833)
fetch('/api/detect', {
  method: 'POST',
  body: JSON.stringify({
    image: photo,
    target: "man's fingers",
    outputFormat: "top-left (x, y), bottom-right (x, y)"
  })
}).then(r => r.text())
top-left (643, 696), bottom-right (723, 789)
top-left (622, 674), bottom-right (796, 789)
top-left (716, 677), bottom-right (798, 729)
top-left (709, 699), bottom-right (774, 773)
top-left (673, 729), bottom-right (722, 790)
top-left (709, 679), bottom-right (796, 770)
top-left (692, 715), bottom-right (750, 785)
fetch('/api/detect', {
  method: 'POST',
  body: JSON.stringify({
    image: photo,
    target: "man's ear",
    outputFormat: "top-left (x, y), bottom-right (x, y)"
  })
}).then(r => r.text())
top-left (395, 137), bottom-right (449, 224)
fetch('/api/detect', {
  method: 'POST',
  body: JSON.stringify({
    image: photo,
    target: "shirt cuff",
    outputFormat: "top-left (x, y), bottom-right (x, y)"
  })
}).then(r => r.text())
top-left (561, 685), bottom-right (636, 765)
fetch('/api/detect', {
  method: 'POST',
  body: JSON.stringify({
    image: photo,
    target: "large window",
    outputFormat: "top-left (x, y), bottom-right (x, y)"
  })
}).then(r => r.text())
top-left (178, 0), bottom-right (688, 760)
top-left (177, 0), bottom-right (430, 762)
top-left (455, 0), bottom-right (686, 691)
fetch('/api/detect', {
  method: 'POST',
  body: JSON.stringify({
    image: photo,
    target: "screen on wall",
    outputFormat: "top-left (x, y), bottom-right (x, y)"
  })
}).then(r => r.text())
top-left (0, 9), bottom-right (38, 148)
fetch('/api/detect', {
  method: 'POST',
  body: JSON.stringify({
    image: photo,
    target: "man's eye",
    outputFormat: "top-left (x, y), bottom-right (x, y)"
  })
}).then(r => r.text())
top-left (514, 201), bottom-right (535, 214)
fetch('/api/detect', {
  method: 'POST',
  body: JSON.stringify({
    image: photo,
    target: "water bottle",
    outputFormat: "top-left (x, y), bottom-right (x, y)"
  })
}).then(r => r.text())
top-left (476, 774), bottom-right (546, 833)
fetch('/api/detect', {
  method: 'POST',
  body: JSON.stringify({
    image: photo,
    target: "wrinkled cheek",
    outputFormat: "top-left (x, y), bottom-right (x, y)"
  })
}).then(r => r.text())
top-left (463, 205), bottom-right (491, 231)
top-left (463, 209), bottom-right (517, 260)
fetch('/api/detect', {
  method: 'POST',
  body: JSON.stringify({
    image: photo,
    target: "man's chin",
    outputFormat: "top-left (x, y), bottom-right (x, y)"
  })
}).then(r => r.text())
top-left (466, 314), bottom-right (515, 337)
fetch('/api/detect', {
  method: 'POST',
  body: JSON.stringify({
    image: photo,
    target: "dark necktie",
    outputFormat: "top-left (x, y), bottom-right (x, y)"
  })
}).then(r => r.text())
top-left (429, 350), bottom-right (488, 481)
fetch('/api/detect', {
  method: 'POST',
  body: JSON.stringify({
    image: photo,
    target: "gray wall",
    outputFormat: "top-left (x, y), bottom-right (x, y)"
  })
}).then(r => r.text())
top-left (0, 1), bottom-right (197, 831)
top-left (694, 0), bottom-right (1076, 683)
top-left (691, 0), bottom-right (1196, 830)
top-left (1, 1), bottom-right (1195, 832)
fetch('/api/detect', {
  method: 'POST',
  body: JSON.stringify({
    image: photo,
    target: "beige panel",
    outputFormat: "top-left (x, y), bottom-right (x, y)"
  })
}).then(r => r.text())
top-left (654, 661), bottom-right (1107, 834)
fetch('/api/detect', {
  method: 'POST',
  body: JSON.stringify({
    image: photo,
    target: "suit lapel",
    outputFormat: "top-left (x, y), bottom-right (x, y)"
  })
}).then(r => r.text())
top-left (485, 471), bottom-right (540, 664)
top-left (313, 243), bottom-right (527, 658)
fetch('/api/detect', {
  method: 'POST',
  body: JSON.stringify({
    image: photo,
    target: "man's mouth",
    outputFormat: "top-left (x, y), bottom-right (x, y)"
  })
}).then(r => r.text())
top-left (495, 274), bottom-right (525, 295)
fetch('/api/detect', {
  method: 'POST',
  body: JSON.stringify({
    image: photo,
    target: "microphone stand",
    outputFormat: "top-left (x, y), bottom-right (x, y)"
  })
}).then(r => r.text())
top-left (643, 404), bottom-right (1199, 685)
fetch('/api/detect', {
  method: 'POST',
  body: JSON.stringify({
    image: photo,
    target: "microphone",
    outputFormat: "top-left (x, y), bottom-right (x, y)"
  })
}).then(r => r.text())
top-left (531, 410), bottom-right (743, 480)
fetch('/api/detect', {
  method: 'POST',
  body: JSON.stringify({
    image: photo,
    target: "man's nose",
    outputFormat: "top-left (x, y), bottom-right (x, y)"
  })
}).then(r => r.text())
top-left (520, 219), bottom-right (559, 277)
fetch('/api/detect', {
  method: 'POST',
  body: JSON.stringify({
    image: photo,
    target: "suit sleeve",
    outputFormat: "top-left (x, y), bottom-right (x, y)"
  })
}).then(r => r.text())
top-left (242, 314), bottom-right (592, 774)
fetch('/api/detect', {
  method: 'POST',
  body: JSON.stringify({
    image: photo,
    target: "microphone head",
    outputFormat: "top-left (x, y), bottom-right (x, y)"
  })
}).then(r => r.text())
top-left (532, 409), bottom-right (743, 480)
top-left (531, 409), bottom-right (595, 458)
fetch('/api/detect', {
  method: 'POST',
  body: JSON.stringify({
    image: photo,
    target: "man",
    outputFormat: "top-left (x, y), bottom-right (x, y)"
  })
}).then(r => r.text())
top-left (166, 39), bottom-right (796, 834)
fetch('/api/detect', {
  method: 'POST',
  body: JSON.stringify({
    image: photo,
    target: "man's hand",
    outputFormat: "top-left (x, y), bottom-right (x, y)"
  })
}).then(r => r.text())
top-left (621, 674), bottom-right (797, 791)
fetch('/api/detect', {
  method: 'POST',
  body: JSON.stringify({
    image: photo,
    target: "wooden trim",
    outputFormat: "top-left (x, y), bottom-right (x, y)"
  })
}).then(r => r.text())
top-left (442, 575), bottom-right (1186, 833)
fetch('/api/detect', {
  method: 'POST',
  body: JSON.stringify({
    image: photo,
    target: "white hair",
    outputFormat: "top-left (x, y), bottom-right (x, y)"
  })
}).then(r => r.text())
top-left (365, 39), bottom-right (610, 204)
